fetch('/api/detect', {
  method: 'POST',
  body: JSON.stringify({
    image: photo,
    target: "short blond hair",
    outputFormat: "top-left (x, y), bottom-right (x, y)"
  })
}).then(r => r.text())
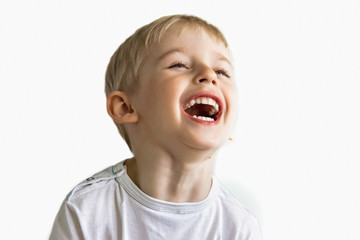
top-left (105, 14), bottom-right (229, 151)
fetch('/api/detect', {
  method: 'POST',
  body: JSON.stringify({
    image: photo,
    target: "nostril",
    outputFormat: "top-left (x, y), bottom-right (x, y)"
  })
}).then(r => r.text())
top-left (198, 78), bottom-right (217, 84)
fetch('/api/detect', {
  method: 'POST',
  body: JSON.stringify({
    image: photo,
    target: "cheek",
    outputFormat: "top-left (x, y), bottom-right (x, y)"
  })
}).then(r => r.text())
top-left (224, 85), bottom-right (239, 121)
top-left (160, 83), bottom-right (183, 114)
top-left (144, 81), bottom-right (183, 117)
top-left (161, 78), bottom-right (187, 100)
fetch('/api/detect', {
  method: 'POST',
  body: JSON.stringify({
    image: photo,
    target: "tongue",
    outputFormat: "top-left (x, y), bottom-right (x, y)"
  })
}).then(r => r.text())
top-left (185, 104), bottom-right (213, 117)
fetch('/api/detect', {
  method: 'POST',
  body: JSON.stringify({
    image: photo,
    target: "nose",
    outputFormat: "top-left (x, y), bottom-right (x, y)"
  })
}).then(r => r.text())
top-left (193, 65), bottom-right (217, 85)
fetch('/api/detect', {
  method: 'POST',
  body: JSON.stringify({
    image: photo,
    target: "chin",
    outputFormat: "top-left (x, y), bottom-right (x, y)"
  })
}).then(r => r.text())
top-left (185, 135), bottom-right (225, 151)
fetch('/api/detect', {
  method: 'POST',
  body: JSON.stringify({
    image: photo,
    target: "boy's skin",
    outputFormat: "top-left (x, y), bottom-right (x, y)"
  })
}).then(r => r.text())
top-left (107, 24), bottom-right (237, 203)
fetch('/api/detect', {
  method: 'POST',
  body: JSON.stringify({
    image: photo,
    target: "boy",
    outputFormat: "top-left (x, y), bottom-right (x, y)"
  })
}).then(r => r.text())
top-left (49, 14), bottom-right (262, 240)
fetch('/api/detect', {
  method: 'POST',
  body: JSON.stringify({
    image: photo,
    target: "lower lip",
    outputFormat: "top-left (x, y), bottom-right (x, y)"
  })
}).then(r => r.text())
top-left (183, 111), bottom-right (221, 125)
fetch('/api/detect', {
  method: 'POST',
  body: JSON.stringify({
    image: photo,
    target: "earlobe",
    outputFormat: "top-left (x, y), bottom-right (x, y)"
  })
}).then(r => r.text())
top-left (106, 91), bottom-right (139, 124)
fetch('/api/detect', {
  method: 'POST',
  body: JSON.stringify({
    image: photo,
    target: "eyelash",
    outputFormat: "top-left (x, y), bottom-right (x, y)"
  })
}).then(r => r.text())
top-left (215, 69), bottom-right (231, 78)
top-left (169, 63), bottom-right (231, 78)
top-left (169, 62), bottom-right (189, 69)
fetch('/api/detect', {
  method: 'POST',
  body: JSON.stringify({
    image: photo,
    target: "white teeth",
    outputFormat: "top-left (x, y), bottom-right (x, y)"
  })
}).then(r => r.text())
top-left (209, 98), bottom-right (215, 106)
top-left (200, 98), bottom-right (208, 105)
top-left (192, 115), bottom-right (215, 121)
top-left (209, 108), bottom-right (216, 116)
top-left (184, 97), bottom-right (220, 114)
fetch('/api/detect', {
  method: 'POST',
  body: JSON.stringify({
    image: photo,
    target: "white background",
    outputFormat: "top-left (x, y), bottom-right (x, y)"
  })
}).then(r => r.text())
top-left (0, 0), bottom-right (359, 239)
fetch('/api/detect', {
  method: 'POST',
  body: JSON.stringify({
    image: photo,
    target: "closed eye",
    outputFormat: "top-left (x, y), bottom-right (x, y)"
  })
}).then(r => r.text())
top-left (169, 62), bottom-right (189, 69)
top-left (215, 69), bottom-right (231, 78)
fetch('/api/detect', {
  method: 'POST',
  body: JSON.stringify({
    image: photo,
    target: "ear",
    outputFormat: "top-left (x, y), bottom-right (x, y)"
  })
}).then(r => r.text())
top-left (106, 91), bottom-right (139, 124)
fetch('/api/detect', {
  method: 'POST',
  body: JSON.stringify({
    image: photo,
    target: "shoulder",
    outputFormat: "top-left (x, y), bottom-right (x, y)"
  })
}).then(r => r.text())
top-left (65, 161), bottom-right (126, 207)
top-left (213, 179), bottom-right (262, 239)
top-left (214, 180), bottom-right (252, 218)
top-left (49, 161), bottom-right (128, 239)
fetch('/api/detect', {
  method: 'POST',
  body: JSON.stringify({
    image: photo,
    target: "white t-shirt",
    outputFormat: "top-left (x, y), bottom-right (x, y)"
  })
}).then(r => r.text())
top-left (49, 161), bottom-right (262, 240)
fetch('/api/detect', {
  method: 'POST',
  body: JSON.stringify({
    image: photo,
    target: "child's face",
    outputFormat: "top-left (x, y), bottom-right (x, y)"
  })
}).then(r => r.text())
top-left (132, 25), bottom-right (237, 151)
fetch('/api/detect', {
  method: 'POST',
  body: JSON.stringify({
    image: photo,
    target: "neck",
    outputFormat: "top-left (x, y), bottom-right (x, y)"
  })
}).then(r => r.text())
top-left (126, 148), bottom-right (216, 203)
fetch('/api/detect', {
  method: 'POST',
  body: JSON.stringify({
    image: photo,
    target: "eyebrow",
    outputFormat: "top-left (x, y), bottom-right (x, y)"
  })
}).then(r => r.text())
top-left (157, 48), bottom-right (233, 67)
top-left (214, 52), bottom-right (233, 67)
top-left (157, 48), bottom-right (186, 61)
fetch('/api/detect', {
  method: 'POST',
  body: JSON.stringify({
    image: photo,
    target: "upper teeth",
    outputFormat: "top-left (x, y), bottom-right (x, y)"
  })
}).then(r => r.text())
top-left (184, 97), bottom-right (219, 114)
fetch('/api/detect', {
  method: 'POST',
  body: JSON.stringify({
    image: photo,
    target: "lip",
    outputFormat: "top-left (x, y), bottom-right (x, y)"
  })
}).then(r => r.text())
top-left (182, 92), bottom-right (224, 125)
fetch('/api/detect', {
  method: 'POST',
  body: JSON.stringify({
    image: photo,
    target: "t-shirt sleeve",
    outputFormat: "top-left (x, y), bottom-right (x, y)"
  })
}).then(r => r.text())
top-left (49, 200), bottom-right (84, 240)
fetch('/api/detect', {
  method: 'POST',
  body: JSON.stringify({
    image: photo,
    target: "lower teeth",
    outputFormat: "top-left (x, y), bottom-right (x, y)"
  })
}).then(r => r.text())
top-left (193, 115), bottom-right (214, 121)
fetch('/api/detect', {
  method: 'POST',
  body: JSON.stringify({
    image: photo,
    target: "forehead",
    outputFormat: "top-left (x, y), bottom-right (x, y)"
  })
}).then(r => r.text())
top-left (146, 24), bottom-right (231, 63)
top-left (163, 23), bottom-right (226, 43)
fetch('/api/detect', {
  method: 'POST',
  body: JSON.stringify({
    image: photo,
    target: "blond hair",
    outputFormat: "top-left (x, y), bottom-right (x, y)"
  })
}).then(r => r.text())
top-left (105, 14), bottom-right (229, 151)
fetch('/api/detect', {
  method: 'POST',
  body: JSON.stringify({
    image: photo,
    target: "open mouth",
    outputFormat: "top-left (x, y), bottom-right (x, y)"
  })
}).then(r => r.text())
top-left (183, 94), bottom-right (222, 123)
